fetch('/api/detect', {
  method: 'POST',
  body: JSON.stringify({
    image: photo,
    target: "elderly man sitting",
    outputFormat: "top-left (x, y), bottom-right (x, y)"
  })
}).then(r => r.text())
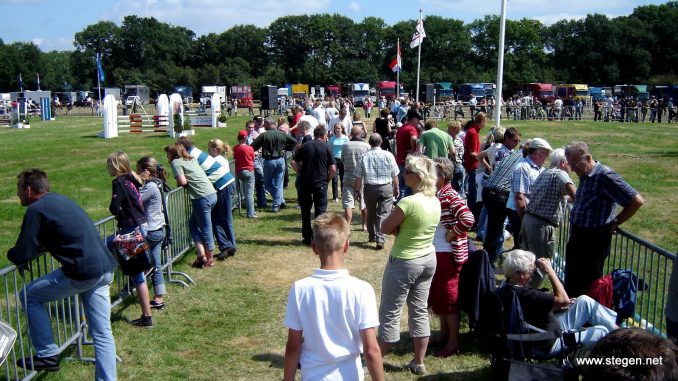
top-left (502, 249), bottom-right (618, 354)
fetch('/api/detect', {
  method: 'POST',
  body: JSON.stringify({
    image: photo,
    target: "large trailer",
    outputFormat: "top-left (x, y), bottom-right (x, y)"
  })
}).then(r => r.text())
top-left (124, 85), bottom-right (149, 105)
top-left (349, 83), bottom-right (370, 106)
top-left (291, 84), bottom-right (309, 99)
top-left (201, 86), bottom-right (227, 103)
top-left (434, 82), bottom-right (455, 100)
top-left (92, 87), bottom-right (121, 101)
top-left (325, 85), bottom-right (341, 98)
top-left (378, 81), bottom-right (397, 100)
top-left (456, 83), bottom-right (485, 103)
top-left (230, 85), bottom-right (252, 107)
top-left (174, 85), bottom-right (193, 103)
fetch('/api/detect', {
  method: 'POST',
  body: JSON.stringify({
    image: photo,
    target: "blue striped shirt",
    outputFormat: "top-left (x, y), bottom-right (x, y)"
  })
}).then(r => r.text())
top-left (570, 162), bottom-right (638, 228)
top-left (188, 147), bottom-right (235, 191)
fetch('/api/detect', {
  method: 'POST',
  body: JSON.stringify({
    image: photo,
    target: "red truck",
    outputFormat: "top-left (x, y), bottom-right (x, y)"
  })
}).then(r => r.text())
top-left (378, 81), bottom-right (397, 100)
top-left (230, 85), bottom-right (253, 107)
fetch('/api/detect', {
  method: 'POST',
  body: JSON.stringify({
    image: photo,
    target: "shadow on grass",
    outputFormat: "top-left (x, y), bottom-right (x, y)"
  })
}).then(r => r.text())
top-left (252, 352), bottom-right (284, 369)
top-left (417, 367), bottom-right (491, 380)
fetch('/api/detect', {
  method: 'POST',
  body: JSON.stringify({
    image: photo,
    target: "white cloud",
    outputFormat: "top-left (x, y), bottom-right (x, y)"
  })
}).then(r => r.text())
top-left (31, 38), bottom-right (44, 46)
top-left (533, 13), bottom-right (586, 26)
top-left (349, 1), bottom-right (361, 13)
top-left (105, 0), bottom-right (331, 36)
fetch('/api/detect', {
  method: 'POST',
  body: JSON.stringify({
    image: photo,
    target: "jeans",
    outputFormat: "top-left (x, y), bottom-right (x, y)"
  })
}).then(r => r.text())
top-left (254, 156), bottom-right (267, 207)
top-left (238, 170), bottom-right (256, 218)
top-left (467, 169), bottom-right (481, 223)
top-left (212, 184), bottom-right (237, 252)
top-left (482, 188), bottom-right (509, 263)
top-left (263, 157), bottom-right (286, 210)
top-left (477, 205), bottom-right (488, 240)
top-left (189, 193), bottom-right (217, 252)
top-left (21, 269), bottom-right (116, 381)
top-left (130, 228), bottom-right (167, 295)
top-left (550, 295), bottom-right (617, 354)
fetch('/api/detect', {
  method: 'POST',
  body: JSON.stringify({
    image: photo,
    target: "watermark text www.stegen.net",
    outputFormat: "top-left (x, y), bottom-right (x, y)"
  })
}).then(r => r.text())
top-left (576, 356), bottom-right (663, 367)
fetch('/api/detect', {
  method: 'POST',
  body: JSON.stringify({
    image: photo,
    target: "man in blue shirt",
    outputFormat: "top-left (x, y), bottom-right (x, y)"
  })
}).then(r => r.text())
top-left (8, 169), bottom-right (117, 380)
top-left (564, 141), bottom-right (645, 297)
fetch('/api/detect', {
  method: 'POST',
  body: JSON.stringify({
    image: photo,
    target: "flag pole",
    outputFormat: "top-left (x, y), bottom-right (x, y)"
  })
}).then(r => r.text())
top-left (96, 53), bottom-right (103, 115)
top-left (415, 9), bottom-right (423, 102)
top-left (496, 0), bottom-right (508, 127)
top-left (396, 38), bottom-right (400, 99)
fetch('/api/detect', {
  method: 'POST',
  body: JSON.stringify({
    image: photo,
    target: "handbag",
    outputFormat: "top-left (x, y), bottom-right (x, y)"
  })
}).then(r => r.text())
top-left (113, 226), bottom-right (152, 276)
top-left (0, 319), bottom-right (17, 366)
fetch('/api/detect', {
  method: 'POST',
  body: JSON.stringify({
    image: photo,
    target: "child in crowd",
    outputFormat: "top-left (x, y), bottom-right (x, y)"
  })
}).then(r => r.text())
top-left (136, 156), bottom-right (169, 311)
top-left (106, 151), bottom-right (153, 327)
top-left (283, 213), bottom-right (384, 381)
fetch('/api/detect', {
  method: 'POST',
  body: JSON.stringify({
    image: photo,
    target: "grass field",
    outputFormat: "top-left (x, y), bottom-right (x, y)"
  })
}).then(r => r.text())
top-left (0, 116), bottom-right (675, 380)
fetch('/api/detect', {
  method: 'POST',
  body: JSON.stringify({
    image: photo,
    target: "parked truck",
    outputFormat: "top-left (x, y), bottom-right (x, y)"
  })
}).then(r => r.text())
top-left (173, 85), bottom-right (193, 104)
top-left (92, 87), bottom-right (121, 101)
top-left (434, 82), bottom-right (455, 101)
top-left (349, 83), bottom-right (370, 106)
top-left (456, 83), bottom-right (485, 103)
top-left (291, 84), bottom-right (310, 99)
top-left (378, 81), bottom-right (397, 100)
top-left (123, 85), bottom-right (149, 105)
top-left (325, 85), bottom-right (341, 98)
top-left (230, 85), bottom-right (252, 107)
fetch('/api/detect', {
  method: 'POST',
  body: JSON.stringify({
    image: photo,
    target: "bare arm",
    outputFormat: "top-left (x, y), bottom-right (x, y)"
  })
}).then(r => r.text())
top-left (536, 258), bottom-right (571, 310)
top-left (392, 176), bottom-right (399, 200)
top-left (515, 192), bottom-right (527, 218)
top-left (381, 205), bottom-right (405, 236)
top-left (283, 329), bottom-right (302, 381)
top-left (565, 182), bottom-right (576, 203)
top-left (612, 194), bottom-right (645, 233)
top-left (175, 174), bottom-right (188, 188)
top-left (360, 328), bottom-right (384, 381)
top-left (477, 149), bottom-right (490, 173)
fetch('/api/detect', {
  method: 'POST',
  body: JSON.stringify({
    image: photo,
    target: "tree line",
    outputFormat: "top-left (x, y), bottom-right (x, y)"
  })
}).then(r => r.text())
top-left (0, 1), bottom-right (676, 98)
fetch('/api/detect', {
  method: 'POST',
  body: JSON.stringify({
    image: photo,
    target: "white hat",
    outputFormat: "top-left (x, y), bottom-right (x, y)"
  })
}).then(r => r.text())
top-left (530, 137), bottom-right (553, 151)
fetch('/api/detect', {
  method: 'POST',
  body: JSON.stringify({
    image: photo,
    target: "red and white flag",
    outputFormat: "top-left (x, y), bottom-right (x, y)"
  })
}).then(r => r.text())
top-left (389, 40), bottom-right (402, 72)
top-left (410, 19), bottom-right (426, 48)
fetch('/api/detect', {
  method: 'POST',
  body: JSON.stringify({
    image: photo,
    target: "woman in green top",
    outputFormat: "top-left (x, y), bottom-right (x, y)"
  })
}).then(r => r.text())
top-left (378, 154), bottom-right (441, 375)
top-left (165, 143), bottom-right (218, 268)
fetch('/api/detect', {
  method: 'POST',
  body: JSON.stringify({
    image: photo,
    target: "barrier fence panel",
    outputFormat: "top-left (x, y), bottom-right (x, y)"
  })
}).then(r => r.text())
top-left (554, 208), bottom-right (675, 336)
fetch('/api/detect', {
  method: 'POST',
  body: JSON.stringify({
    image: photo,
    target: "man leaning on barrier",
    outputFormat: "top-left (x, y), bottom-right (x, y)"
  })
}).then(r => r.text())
top-left (8, 169), bottom-right (117, 380)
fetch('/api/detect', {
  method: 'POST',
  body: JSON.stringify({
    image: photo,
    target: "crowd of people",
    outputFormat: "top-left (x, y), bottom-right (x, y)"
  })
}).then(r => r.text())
top-left (6, 95), bottom-right (678, 380)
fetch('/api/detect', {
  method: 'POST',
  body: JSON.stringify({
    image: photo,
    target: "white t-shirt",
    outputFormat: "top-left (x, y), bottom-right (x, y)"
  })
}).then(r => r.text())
top-left (285, 269), bottom-right (379, 381)
top-left (325, 107), bottom-right (339, 123)
top-left (328, 116), bottom-right (352, 136)
top-left (300, 114), bottom-right (320, 131)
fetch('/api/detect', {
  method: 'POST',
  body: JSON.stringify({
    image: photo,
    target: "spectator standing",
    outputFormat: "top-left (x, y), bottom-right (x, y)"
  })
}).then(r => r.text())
top-left (234, 130), bottom-right (257, 218)
top-left (372, 108), bottom-right (392, 152)
top-left (283, 213), bottom-right (384, 381)
top-left (395, 109), bottom-right (422, 199)
top-left (251, 117), bottom-right (298, 213)
top-left (417, 119), bottom-right (455, 159)
top-left (178, 137), bottom-right (237, 260)
top-left (165, 143), bottom-right (217, 268)
top-left (519, 148), bottom-right (576, 288)
top-left (329, 123), bottom-right (349, 202)
top-left (354, 133), bottom-right (399, 250)
top-left (293, 126), bottom-right (336, 245)
top-left (564, 141), bottom-right (645, 297)
top-left (447, 120), bottom-right (465, 196)
top-left (341, 126), bottom-right (371, 229)
top-left (9, 169), bottom-right (117, 379)
top-left (246, 119), bottom-right (267, 209)
top-left (429, 158), bottom-right (474, 358)
top-left (136, 157), bottom-right (169, 310)
top-left (378, 155), bottom-right (440, 375)
top-left (463, 112), bottom-right (487, 225)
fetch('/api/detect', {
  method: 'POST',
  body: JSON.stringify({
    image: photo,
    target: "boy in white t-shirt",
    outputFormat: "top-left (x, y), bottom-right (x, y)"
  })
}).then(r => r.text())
top-left (283, 213), bottom-right (384, 381)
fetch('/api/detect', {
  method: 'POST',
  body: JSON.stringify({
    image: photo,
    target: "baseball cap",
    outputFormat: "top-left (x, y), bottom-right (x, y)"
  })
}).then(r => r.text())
top-left (530, 137), bottom-right (553, 151)
top-left (238, 130), bottom-right (248, 140)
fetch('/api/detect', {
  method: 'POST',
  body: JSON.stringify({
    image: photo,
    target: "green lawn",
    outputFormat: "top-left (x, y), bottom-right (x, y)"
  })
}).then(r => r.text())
top-left (0, 116), bottom-right (675, 380)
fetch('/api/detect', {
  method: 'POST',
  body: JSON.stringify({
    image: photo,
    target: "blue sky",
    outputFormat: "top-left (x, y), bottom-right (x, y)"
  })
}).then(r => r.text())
top-left (0, 0), bottom-right (664, 51)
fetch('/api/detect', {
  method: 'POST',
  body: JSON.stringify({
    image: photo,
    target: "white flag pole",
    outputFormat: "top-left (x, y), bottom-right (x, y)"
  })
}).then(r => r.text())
top-left (396, 38), bottom-right (400, 99)
top-left (415, 9), bottom-right (423, 102)
top-left (496, 0), bottom-right (508, 127)
top-left (96, 53), bottom-right (103, 115)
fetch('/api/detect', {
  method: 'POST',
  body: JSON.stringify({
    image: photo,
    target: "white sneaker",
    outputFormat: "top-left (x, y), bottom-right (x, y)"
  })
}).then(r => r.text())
top-left (503, 230), bottom-right (511, 240)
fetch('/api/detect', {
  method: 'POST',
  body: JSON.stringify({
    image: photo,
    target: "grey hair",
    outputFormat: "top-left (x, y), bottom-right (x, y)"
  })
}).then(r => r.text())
top-left (433, 157), bottom-right (455, 183)
top-left (502, 249), bottom-right (536, 282)
top-left (565, 141), bottom-right (590, 158)
top-left (263, 116), bottom-right (276, 126)
top-left (368, 133), bottom-right (382, 147)
top-left (550, 148), bottom-right (567, 168)
top-left (297, 120), bottom-right (312, 133)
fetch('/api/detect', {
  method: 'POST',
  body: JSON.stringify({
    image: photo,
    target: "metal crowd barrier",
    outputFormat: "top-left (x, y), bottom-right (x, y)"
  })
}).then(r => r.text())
top-left (554, 208), bottom-right (675, 336)
top-left (0, 186), bottom-right (198, 380)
